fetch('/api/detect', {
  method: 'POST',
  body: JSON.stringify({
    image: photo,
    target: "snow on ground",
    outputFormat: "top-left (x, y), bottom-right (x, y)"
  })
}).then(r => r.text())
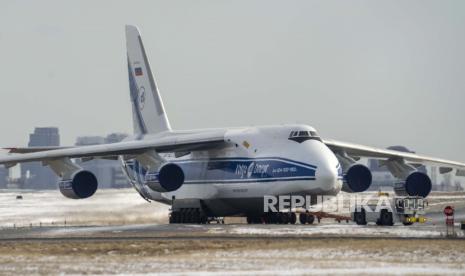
top-left (0, 189), bottom-right (169, 227)
top-left (1, 189), bottom-right (465, 275)
top-left (0, 189), bottom-right (463, 238)
top-left (206, 223), bottom-right (460, 238)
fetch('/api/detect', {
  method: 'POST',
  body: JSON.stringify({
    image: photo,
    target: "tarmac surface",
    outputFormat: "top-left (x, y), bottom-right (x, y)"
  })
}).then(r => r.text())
top-left (0, 221), bottom-right (463, 241)
top-left (1, 189), bottom-right (465, 275)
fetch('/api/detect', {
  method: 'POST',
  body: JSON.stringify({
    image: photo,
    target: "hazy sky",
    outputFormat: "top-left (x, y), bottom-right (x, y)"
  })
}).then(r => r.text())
top-left (0, 1), bottom-right (464, 161)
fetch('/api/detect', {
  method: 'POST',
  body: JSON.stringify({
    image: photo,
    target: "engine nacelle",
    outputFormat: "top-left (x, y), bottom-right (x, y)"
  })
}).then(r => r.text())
top-left (146, 163), bottom-right (184, 193)
top-left (342, 164), bottom-right (372, 193)
top-left (58, 170), bottom-right (98, 199)
top-left (394, 171), bottom-right (432, 197)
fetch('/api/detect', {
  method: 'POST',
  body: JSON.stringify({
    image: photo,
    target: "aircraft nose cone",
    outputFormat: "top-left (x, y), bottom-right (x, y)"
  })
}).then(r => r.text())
top-left (316, 163), bottom-right (340, 192)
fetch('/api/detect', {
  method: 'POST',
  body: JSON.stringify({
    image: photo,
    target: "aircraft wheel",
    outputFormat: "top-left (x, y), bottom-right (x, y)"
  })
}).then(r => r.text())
top-left (279, 213), bottom-right (289, 224)
top-left (263, 214), bottom-right (270, 224)
top-left (174, 212), bottom-right (181, 223)
top-left (276, 213), bottom-right (283, 224)
top-left (184, 210), bottom-right (190, 223)
top-left (188, 209), bottom-right (196, 224)
top-left (354, 209), bottom-right (367, 225)
top-left (284, 213), bottom-right (290, 224)
top-left (267, 213), bottom-right (278, 224)
top-left (179, 210), bottom-right (186, 223)
top-left (246, 216), bottom-right (258, 224)
top-left (299, 213), bottom-right (307, 224)
top-left (170, 212), bottom-right (177, 224)
top-left (273, 213), bottom-right (280, 224)
top-left (289, 213), bottom-right (297, 224)
top-left (307, 214), bottom-right (315, 225)
top-left (379, 209), bottom-right (393, 226)
top-left (199, 214), bottom-right (208, 224)
top-left (192, 210), bottom-right (200, 224)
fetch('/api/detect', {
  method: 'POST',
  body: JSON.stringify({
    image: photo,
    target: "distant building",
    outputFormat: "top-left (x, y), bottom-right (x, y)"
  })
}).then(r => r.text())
top-left (0, 167), bottom-right (8, 188)
top-left (21, 127), bottom-right (60, 189)
top-left (75, 133), bottom-right (130, 189)
top-left (76, 136), bottom-right (105, 146)
top-left (105, 133), bottom-right (129, 144)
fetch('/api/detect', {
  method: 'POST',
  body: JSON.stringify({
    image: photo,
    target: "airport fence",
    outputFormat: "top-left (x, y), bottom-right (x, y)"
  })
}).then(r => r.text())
top-left (0, 219), bottom-right (132, 230)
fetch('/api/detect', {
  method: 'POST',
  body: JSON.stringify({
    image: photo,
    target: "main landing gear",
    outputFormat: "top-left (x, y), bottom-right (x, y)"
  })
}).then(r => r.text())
top-left (170, 198), bottom-right (225, 224)
top-left (246, 212), bottom-right (315, 225)
top-left (169, 208), bottom-right (225, 224)
top-left (169, 208), bottom-right (208, 224)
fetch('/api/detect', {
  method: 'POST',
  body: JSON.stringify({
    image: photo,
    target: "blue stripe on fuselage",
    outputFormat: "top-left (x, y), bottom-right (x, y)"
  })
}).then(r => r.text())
top-left (125, 157), bottom-right (317, 185)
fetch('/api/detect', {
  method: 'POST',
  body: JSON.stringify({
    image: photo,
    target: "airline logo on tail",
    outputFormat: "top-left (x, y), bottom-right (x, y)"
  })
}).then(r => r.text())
top-left (139, 86), bottom-right (146, 110)
top-left (125, 24), bottom-right (172, 134)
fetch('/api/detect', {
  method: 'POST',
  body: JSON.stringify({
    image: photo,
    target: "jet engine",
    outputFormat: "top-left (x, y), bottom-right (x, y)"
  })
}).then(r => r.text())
top-left (58, 170), bottom-right (98, 199)
top-left (394, 171), bottom-right (432, 197)
top-left (342, 164), bottom-right (372, 193)
top-left (146, 163), bottom-right (185, 193)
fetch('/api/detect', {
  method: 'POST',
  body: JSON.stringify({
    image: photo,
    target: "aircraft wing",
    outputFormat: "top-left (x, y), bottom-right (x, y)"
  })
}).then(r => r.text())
top-left (3, 146), bottom-right (74, 154)
top-left (0, 130), bottom-right (226, 167)
top-left (323, 139), bottom-right (465, 176)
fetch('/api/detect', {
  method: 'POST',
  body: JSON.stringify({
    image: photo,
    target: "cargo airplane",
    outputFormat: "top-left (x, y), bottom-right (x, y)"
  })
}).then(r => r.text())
top-left (1, 25), bottom-right (464, 224)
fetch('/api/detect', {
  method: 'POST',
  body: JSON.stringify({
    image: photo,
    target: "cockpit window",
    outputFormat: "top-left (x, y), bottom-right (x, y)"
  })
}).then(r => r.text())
top-left (288, 130), bottom-right (322, 143)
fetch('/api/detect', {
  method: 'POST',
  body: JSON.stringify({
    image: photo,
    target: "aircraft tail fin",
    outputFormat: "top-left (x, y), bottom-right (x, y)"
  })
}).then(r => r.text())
top-left (125, 25), bottom-right (171, 135)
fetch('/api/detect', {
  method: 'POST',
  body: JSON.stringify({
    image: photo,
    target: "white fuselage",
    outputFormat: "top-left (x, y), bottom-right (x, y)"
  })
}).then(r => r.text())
top-left (121, 124), bottom-right (342, 216)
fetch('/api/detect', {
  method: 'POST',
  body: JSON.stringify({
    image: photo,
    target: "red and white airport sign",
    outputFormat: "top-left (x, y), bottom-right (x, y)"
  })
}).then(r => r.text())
top-left (444, 206), bottom-right (454, 216)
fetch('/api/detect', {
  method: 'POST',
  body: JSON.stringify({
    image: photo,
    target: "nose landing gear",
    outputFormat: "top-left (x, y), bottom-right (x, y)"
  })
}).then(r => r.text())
top-left (246, 212), bottom-right (299, 224)
top-left (299, 212), bottom-right (315, 224)
top-left (246, 211), bottom-right (349, 225)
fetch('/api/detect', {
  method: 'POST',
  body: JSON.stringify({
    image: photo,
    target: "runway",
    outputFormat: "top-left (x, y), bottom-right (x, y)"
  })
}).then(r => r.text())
top-left (0, 188), bottom-right (464, 241)
top-left (0, 222), bottom-right (462, 241)
top-left (1, 189), bottom-right (465, 275)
